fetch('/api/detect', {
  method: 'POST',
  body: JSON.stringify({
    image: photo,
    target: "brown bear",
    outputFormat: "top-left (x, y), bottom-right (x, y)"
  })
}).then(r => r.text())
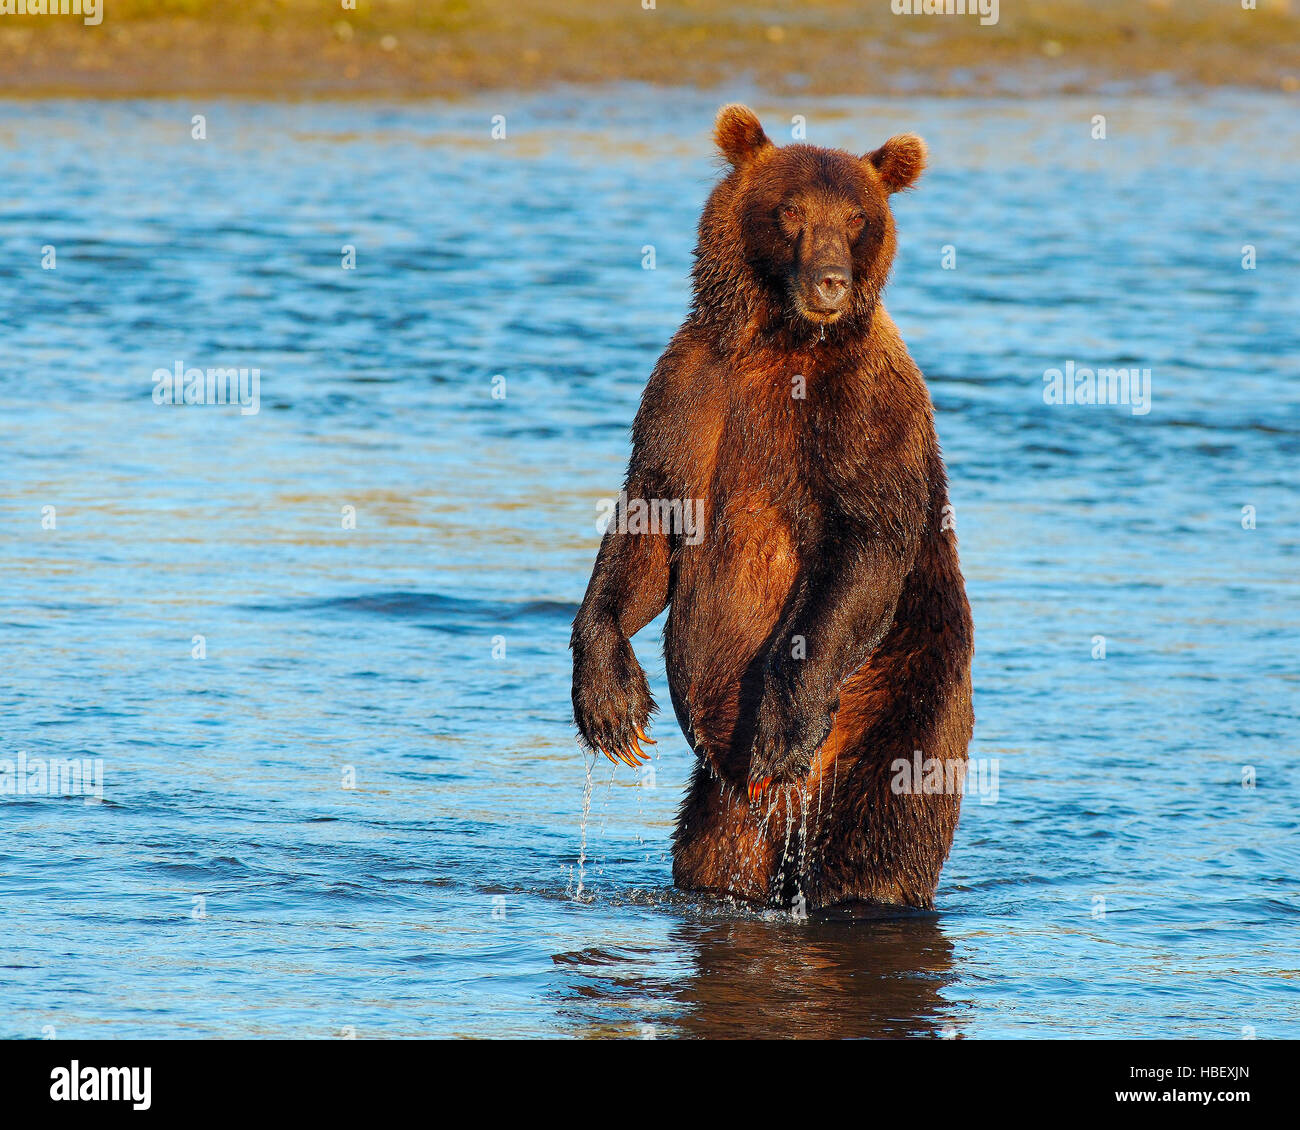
top-left (571, 105), bottom-right (973, 911)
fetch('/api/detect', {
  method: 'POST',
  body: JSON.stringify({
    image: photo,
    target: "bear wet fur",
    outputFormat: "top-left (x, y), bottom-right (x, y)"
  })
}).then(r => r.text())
top-left (571, 105), bottom-right (974, 911)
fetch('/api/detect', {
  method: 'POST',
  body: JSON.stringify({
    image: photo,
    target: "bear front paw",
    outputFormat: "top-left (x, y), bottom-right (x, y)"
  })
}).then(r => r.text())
top-left (571, 632), bottom-right (656, 768)
top-left (747, 681), bottom-right (832, 803)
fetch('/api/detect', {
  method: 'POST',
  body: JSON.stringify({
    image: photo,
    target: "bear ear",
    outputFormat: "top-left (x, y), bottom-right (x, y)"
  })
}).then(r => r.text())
top-left (865, 134), bottom-right (927, 193)
top-left (714, 104), bottom-right (773, 168)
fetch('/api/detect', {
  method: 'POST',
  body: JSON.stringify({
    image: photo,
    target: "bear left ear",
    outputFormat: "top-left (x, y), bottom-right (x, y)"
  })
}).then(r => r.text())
top-left (865, 134), bottom-right (927, 193)
top-left (714, 104), bottom-right (774, 168)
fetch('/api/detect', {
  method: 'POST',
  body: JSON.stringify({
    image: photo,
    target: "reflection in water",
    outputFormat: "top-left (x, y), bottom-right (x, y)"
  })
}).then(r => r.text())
top-left (555, 908), bottom-right (958, 1039)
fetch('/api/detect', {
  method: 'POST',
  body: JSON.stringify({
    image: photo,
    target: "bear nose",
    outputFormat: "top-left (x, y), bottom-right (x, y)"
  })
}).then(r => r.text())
top-left (814, 267), bottom-right (850, 307)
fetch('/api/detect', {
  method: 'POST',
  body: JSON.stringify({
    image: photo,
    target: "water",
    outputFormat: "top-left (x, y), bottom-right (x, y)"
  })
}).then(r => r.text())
top-left (1, 90), bottom-right (1297, 1039)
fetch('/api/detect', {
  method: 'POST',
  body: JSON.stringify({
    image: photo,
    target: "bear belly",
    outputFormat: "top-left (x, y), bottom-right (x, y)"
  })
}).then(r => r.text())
top-left (669, 530), bottom-right (974, 911)
top-left (663, 490), bottom-right (801, 778)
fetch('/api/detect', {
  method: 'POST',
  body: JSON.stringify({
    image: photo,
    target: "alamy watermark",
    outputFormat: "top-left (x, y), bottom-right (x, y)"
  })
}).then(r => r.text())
top-left (891, 0), bottom-right (998, 27)
top-left (1, 752), bottom-right (104, 805)
top-left (0, 0), bottom-right (102, 25)
top-left (50, 1062), bottom-right (150, 1111)
top-left (1043, 361), bottom-right (1151, 416)
top-left (596, 490), bottom-right (704, 546)
top-left (891, 751), bottom-right (999, 805)
top-left (152, 361), bottom-right (260, 416)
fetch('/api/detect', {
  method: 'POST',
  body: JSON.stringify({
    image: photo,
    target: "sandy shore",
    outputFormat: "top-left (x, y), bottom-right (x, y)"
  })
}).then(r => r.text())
top-left (0, 0), bottom-right (1296, 99)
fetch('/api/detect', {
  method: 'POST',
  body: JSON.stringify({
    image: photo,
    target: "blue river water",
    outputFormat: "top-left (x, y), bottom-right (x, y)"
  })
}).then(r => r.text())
top-left (0, 90), bottom-right (1297, 1038)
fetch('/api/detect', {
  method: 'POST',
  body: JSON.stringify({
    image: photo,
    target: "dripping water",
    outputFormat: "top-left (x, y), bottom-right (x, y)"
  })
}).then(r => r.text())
top-left (575, 750), bottom-right (595, 901)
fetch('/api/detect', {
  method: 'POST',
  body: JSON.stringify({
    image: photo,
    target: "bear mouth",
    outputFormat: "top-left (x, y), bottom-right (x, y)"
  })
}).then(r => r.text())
top-left (794, 300), bottom-right (847, 326)
top-left (790, 282), bottom-right (851, 325)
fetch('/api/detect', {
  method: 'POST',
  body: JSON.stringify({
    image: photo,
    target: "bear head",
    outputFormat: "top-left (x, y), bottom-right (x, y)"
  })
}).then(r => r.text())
top-left (692, 104), bottom-right (926, 345)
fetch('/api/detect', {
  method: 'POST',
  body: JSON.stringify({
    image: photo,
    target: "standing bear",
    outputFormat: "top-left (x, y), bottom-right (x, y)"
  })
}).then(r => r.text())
top-left (571, 105), bottom-right (974, 911)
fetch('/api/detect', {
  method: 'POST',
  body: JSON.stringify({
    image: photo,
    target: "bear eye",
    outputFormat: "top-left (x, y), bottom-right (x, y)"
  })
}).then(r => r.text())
top-left (849, 211), bottom-right (867, 228)
top-left (781, 205), bottom-right (800, 222)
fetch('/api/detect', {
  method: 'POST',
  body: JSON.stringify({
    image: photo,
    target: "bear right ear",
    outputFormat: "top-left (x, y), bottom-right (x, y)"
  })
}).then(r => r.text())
top-left (714, 104), bottom-right (773, 168)
top-left (865, 134), bottom-right (927, 193)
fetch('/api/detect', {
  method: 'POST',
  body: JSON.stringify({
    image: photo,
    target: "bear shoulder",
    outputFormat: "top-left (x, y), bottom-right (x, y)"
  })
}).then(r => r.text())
top-left (626, 329), bottom-right (726, 493)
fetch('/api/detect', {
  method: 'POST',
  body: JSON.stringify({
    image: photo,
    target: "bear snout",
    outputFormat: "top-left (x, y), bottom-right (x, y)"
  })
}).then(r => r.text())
top-left (812, 265), bottom-right (851, 309)
top-left (797, 259), bottom-right (853, 318)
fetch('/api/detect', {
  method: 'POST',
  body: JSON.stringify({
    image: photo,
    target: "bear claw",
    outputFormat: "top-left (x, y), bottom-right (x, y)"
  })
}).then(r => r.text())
top-left (599, 739), bottom-right (651, 768)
